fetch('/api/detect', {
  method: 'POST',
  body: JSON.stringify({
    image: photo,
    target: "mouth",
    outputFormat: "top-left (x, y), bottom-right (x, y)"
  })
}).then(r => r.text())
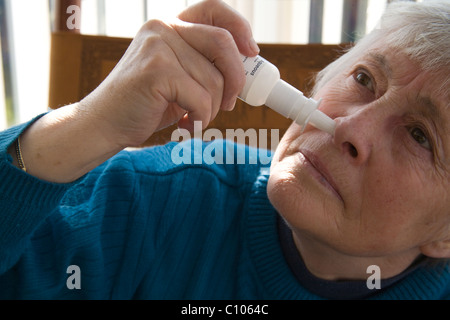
top-left (299, 149), bottom-right (343, 202)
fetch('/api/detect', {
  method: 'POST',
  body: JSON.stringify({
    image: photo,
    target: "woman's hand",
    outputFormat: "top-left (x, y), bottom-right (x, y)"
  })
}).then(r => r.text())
top-left (82, 0), bottom-right (259, 149)
top-left (11, 0), bottom-right (259, 183)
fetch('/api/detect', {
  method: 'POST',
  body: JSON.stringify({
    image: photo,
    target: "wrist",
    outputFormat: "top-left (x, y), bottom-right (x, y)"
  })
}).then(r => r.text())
top-left (15, 104), bottom-right (123, 183)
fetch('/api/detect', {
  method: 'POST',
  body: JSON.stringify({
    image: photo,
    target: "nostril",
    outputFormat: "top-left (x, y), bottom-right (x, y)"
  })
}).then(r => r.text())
top-left (349, 144), bottom-right (358, 158)
top-left (344, 142), bottom-right (358, 158)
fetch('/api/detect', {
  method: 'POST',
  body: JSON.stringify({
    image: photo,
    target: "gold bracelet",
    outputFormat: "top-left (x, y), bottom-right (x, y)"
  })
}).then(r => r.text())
top-left (15, 136), bottom-right (27, 172)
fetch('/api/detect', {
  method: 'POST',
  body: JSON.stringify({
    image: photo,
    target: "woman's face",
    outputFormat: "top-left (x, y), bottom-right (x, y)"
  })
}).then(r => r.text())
top-left (268, 45), bottom-right (449, 259)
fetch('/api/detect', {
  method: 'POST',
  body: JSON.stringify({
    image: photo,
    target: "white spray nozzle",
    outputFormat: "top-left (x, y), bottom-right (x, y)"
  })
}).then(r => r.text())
top-left (265, 80), bottom-right (336, 135)
top-left (238, 54), bottom-right (336, 135)
top-left (306, 100), bottom-right (336, 135)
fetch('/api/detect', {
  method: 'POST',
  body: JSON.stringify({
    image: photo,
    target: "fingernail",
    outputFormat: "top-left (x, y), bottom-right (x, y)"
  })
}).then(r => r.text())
top-left (249, 38), bottom-right (260, 55)
top-left (226, 98), bottom-right (237, 111)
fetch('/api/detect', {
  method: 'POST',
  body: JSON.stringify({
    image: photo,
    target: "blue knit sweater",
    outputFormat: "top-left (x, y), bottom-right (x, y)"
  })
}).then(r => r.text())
top-left (1, 118), bottom-right (449, 299)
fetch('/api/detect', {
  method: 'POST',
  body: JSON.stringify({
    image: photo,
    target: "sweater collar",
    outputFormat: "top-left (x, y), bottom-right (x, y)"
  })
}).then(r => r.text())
top-left (245, 168), bottom-right (321, 299)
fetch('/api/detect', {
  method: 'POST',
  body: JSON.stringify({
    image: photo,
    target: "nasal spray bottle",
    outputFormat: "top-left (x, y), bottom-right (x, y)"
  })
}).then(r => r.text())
top-left (238, 55), bottom-right (336, 135)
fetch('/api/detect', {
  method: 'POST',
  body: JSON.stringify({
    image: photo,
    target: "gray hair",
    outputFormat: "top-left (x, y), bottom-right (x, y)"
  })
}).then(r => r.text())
top-left (313, 0), bottom-right (450, 98)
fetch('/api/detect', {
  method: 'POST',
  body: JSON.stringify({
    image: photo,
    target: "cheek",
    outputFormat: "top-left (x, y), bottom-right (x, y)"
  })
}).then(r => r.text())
top-left (360, 171), bottom-right (409, 221)
top-left (358, 162), bottom-right (448, 247)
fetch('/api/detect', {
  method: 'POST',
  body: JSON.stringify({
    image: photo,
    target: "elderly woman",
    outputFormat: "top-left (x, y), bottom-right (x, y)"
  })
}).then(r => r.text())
top-left (0, 0), bottom-right (448, 300)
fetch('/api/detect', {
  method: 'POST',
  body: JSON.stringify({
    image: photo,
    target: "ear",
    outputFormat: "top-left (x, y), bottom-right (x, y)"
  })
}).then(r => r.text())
top-left (420, 239), bottom-right (450, 259)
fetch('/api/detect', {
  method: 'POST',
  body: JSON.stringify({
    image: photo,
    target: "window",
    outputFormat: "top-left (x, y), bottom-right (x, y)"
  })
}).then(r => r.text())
top-left (0, 0), bottom-right (50, 129)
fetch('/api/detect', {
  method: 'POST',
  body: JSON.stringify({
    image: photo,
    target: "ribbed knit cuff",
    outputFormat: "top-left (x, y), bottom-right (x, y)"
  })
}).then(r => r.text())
top-left (0, 114), bottom-right (79, 274)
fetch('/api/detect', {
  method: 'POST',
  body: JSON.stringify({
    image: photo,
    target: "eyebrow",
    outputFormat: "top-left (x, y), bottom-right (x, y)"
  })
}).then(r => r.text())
top-left (416, 96), bottom-right (450, 166)
top-left (368, 53), bottom-right (446, 130)
top-left (368, 53), bottom-right (392, 78)
top-left (416, 96), bottom-right (447, 131)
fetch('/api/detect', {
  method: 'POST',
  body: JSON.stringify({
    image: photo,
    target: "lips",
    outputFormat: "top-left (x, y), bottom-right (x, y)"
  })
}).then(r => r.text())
top-left (299, 149), bottom-right (343, 202)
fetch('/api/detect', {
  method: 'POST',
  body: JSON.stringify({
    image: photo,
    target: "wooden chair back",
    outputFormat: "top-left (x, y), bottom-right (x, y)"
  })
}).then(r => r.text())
top-left (49, 32), bottom-right (346, 147)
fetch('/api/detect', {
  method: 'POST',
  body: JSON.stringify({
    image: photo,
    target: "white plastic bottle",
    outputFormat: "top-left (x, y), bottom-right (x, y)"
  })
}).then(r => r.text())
top-left (238, 55), bottom-right (336, 135)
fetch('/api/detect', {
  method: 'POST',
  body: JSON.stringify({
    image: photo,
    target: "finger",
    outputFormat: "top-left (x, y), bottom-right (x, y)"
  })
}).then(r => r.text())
top-left (156, 20), bottom-right (224, 121)
top-left (206, 5), bottom-right (260, 57)
top-left (140, 19), bottom-right (223, 123)
top-left (177, 0), bottom-right (259, 57)
top-left (169, 70), bottom-right (213, 131)
top-left (172, 21), bottom-right (245, 111)
top-left (152, 51), bottom-right (213, 131)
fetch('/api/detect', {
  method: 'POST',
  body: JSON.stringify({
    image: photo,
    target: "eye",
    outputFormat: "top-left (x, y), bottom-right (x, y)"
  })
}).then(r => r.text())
top-left (409, 127), bottom-right (432, 151)
top-left (354, 70), bottom-right (375, 93)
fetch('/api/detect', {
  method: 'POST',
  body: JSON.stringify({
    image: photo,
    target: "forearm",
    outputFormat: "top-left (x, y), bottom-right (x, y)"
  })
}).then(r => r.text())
top-left (8, 103), bottom-right (123, 184)
top-left (5, 0), bottom-right (258, 184)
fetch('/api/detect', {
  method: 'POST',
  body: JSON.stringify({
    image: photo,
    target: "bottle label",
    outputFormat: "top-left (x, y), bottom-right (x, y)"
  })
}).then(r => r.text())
top-left (240, 55), bottom-right (268, 103)
top-left (242, 55), bottom-right (266, 78)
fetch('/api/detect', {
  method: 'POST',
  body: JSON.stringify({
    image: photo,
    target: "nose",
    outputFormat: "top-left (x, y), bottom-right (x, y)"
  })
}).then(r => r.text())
top-left (332, 106), bottom-right (385, 166)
